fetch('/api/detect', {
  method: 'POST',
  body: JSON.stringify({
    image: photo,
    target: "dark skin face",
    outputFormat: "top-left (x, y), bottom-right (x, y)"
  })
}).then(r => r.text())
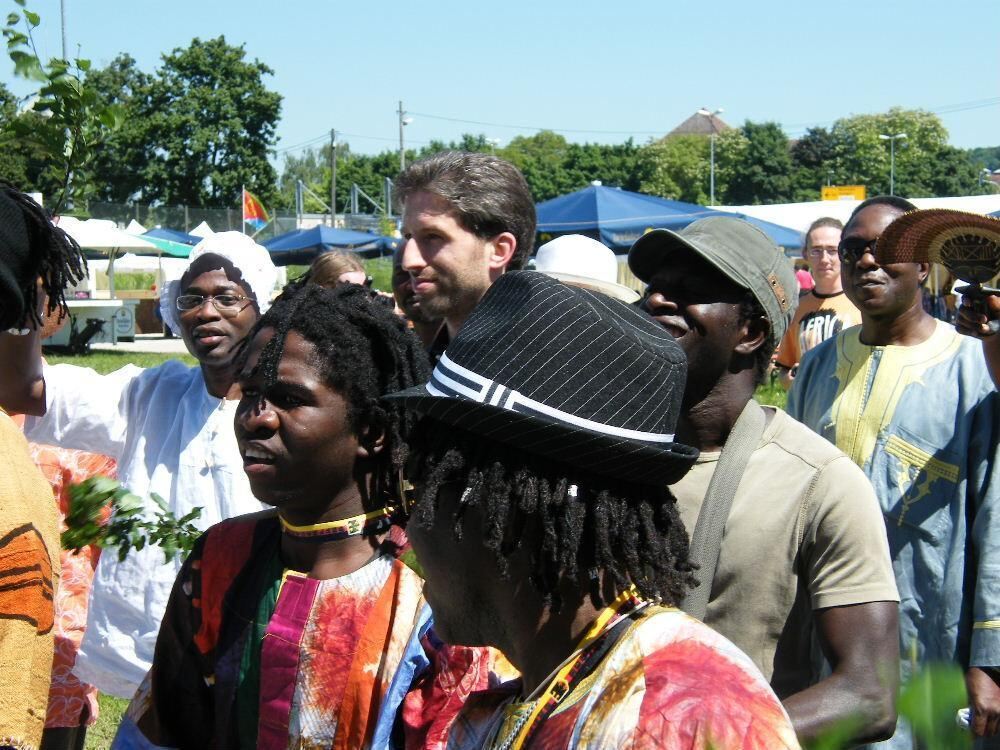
top-left (641, 252), bottom-right (766, 411)
top-left (177, 255), bottom-right (259, 369)
top-left (404, 479), bottom-right (499, 646)
top-left (405, 452), bottom-right (611, 694)
top-left (235, 328), bottom-right (370, 521)
top-left (840, 204), bottom-right (929, 323)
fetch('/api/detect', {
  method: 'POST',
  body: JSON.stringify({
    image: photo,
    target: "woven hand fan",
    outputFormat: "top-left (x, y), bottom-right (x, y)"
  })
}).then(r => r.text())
top-left (876, 209), bottom-right (1000, 333)
top-left (876, 209), bottom-right (1000, 282)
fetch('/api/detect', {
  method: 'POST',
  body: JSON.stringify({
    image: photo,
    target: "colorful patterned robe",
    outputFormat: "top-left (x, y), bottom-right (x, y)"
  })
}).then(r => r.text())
top-left (438, 607), bottom-right (800, 750)
top-left (112, 511), bottom-right (500, 749)
top-left (26, 442), bottom-right (116, 729)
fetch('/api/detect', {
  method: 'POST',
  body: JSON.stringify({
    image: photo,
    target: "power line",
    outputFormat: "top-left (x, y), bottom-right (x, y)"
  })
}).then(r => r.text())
top-left (407, 110), bottom-right (663, 136)
top-left (274, 97), bottom-right (1000, 155)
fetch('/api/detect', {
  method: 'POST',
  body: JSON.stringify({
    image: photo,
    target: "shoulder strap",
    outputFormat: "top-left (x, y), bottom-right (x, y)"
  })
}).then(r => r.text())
top-left (680, 399), bottom-right (766, 620)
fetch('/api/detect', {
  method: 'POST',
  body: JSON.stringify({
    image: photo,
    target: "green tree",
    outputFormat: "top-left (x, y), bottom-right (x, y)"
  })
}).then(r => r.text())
top-left (720, 121), bottom-right (793, 205)
top-left (828, 108), bottom-right (985, 197)
top-left (85, 53), bottom-right (153, 203)
top-left (499, 130), bottom-right (572, 201)
top-left (968, 145), bottom-right (1000, 172)
top-left (563, 140), bottom-right (641, 193)
top-left (790, 126), bottom-right (840, 201)
top-left (637, 135), bottom-right (711, 204)
top-left (0, 81), bottom-right (31, 186)
top-left (139, 36), bottom-right (281, 207)
top-left (2, 0), bottom-right (123, 212)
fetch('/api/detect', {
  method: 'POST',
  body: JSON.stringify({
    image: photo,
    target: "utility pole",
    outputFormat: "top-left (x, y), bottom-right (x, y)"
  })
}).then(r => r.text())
top-left (398, 101), bottom-right (412, 171)
top-left (60, 0), bottom-right (67, 59)
top-left (879, 132), bottom-right (907, 196)
top-left (697, 107), bottom-right (724, 205)
top-left (329, 128), bottom-right (337, 227)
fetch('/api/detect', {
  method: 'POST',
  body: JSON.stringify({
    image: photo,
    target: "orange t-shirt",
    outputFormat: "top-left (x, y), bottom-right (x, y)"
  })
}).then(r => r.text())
top-left (775, 291), bottom-right (861, 368)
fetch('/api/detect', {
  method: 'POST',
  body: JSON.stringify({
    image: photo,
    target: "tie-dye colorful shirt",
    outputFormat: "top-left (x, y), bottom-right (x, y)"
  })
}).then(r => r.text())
top-left (441, 607), bottom-right (800, 750)
top-left (112, 511), bottom-right (502, 749)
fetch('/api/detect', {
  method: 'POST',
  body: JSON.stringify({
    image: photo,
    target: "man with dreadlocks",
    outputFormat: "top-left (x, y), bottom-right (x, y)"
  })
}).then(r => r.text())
top-left (391, 270), bottom-right (800, 749)
top-left (0, 231), bottom-right (275, 699)
top-left (114, 282), bottom-right (501, 749)
top-left (0, 184), bottom-right (85, 748)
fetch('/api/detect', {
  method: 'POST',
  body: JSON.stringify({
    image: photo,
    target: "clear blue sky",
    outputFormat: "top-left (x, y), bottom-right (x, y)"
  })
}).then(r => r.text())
top-left (4, 0), bottom-right (998, 165)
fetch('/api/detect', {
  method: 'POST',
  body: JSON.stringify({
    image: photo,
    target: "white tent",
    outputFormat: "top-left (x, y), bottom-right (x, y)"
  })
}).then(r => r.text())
top-left (56, 217), bottom-right (160, 297)
top-left (125, 219), bottom-right (147, 234)
top-left (56, 216), bottom-right (158, 251)
top-left (715, 195), bottom-right (1000, 234)
top-left (189, 221), bottom-right (215, 238)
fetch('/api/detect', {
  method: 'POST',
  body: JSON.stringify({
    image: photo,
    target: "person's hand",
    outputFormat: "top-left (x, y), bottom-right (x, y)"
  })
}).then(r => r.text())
top-left (966, 667), bottom-right (1000, 737)
top-left (956, 296), bottom-right (1000, 339)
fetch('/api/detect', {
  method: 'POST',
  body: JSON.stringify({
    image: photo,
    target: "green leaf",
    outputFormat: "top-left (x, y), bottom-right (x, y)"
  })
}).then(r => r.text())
top-left (75, 57), bottom-right (90, 72)
top-left (897, 663), bottom-right (968, 749)
top-left (23, 9), bottom-right (39, 25)
top-left (6, 13), bottom-right (20, 25)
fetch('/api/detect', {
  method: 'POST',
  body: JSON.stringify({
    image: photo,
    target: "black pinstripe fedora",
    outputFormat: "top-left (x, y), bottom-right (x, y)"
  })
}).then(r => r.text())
top-left (386, 271), bottom-right (698, 485)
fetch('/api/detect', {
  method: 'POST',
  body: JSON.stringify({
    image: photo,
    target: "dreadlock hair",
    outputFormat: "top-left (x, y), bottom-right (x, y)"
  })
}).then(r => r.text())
top-left (407, 417), bottom-right (696, 612)
top-left (0, 182), bottom-right (85, 329)
top-left (250, 280), bottom-right (431, 505)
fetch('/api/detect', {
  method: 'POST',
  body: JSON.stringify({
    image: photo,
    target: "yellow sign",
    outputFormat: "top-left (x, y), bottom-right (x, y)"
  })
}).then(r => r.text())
top-left (822, 185), bottom-right (867, 201)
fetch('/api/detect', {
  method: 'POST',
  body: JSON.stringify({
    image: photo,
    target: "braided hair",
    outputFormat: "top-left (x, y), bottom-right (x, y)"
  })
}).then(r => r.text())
top-left (250, 281), bottom-right (431, 504)
top-left (407, 418), bottom-right (696, 611)
top-left (0, 182), bottom-right (85, 328)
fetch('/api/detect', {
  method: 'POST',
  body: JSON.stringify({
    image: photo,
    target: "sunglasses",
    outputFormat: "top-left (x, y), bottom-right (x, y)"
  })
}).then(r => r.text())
top-left (837, 238), bottom-right (878, 264)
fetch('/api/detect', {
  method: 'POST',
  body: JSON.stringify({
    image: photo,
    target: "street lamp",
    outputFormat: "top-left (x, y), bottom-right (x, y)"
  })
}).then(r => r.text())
top-left (698, 107), bottom-right (724, 204)
top-left (486, 138), bottom-right (500, 154)
top-left (878, 132), bottom-right (907, 196)
top-left (398, 101), bottom-right (413, 171)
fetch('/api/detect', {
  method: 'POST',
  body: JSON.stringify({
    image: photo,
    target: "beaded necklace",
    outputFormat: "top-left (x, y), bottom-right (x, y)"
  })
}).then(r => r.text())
top-left (488, 587), bottom-right (648, 750)
top-left (278, 505), bottom-right (397, 541)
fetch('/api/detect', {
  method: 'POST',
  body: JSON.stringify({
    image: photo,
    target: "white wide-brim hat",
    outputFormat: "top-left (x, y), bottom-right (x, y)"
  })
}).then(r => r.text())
top-left (534, 234), bottom-right (640, 303)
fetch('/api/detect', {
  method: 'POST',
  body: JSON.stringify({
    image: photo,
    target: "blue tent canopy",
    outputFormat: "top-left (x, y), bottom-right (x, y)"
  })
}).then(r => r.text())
top-left (535, 185), bottom-right (803, 252)
top-left (143, 227), bottom-right (200, 245)
top-left (263, 226), bottom-right (400, 266)
top-left (537, 186), bottom-right (718, 250)
top-left (735, 215), bottom-right (804, 252)
top-left (991, 210), bottom-right (1000, 218)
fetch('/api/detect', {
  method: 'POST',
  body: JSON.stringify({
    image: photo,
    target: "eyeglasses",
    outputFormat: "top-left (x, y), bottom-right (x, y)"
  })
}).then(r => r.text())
top-left (175, 293), bottom-right (252, 315)
top-left (807, 245), bottom-right (840, 259)
top-left (837, 238), bottom-right (878, 264)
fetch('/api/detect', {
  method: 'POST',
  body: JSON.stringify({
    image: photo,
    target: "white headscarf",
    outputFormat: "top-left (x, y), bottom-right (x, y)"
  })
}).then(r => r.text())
top-left (159, 231), bottom-right (277, 335)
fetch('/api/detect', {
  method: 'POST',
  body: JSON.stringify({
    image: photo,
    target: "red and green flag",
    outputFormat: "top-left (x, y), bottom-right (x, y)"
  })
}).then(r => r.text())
top-left (242, 188), bottom-right (269, 230)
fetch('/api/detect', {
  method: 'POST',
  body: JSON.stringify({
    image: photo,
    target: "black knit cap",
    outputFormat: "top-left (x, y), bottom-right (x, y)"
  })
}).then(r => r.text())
top-left (387, 270), bottom-right (699, 485)
top-left (0, 185), bottom-right (37, 329)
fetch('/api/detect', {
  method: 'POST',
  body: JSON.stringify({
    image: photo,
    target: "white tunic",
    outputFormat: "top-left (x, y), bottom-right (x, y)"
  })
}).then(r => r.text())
top-left (24, 360), bottom-right (263, 697)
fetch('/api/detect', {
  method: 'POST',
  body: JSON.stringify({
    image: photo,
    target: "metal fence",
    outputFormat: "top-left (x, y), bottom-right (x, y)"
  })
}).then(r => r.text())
top-left (86, 201), bottom-right (394, 240)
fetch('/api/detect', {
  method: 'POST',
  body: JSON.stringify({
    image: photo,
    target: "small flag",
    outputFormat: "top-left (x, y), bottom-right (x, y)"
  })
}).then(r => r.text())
top-left (242, 188), bottom-right (269, 230)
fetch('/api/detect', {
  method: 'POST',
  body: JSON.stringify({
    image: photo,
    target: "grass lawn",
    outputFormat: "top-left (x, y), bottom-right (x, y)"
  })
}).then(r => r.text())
top-left (44, 350), bottom-right (196, 373)
top-left (87, 694), bottom-right (129, 749)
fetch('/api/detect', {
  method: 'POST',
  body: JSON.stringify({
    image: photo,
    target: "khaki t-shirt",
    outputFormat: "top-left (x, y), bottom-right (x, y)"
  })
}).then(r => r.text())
top-left (670, 406), bottom-right (898, 698)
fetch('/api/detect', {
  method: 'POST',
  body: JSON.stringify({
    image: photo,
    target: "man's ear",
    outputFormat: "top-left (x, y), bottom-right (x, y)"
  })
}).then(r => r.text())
top-left (734, 314), bottom-right (770, 356)
top-left (916, 262), bottom-right (930, 286)
top-left (356, 425), bottom-right (386, 459)
top-left (486, 232), bottom-right (518, 275)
